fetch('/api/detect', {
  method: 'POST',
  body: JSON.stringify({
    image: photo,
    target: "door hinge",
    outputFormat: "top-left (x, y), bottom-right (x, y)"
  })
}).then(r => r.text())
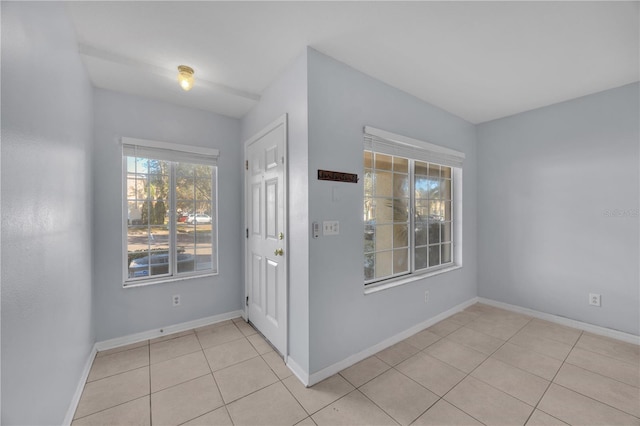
top-left (246, 228), bottom-right (249, 238)
top-left (246, 296), bottom-right (249, 306)
top-left (245, 160), bottom-right (248, 170)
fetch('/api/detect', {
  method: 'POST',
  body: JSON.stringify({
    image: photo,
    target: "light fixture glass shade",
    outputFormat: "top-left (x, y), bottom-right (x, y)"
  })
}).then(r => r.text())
top-left (177, 65), bottom-right (194, 91)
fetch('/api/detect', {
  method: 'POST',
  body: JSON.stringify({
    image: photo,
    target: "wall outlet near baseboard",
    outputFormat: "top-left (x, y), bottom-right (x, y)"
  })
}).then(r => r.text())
top-left (172, 294), bottom-right (181, 307)
top-left (589, 293), bottom-right (601, 307)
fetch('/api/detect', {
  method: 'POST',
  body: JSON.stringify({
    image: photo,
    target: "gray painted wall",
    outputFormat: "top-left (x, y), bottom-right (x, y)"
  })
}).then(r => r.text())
top-left (93, 89), bottom-right (243, 341)
top-left (306, 49), bottom-right (478, 373)
top-left (477, 83), bottom-right (639, 335)
top-left (241, 51), bottom-right (310, 372)
top-left (1, 2), bottom-right (95, 424)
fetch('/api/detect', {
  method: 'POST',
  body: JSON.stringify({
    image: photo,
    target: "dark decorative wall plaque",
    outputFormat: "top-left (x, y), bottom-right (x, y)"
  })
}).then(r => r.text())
top-left (317, 169), bottom-right (359, 183)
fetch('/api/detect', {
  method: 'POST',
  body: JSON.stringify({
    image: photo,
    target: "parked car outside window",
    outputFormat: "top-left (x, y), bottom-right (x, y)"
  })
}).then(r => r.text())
top-left (187, 214), bottom-right (212, 224)
top-left (128, 252), bottom-right (195, 278)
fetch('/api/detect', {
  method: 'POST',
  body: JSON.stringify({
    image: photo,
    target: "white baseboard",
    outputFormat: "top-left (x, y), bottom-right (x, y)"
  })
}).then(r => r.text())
top-left (95, 310), bottom-right (244, 351)
top-left (65, 310), bottom-right (243, 424)
top-left (286, 356), bottom-right (310, 387)
top-left (478, 298), bottom-right (640, 345)
top-left (63, 344), bottom-right (97, 426)
top-left (305, 297), bottom-right (479, 387)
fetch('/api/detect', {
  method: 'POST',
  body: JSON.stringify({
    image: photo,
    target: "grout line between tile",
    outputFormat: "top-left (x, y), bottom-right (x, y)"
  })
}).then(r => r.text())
top-left (521, 329), bottom-right (584, 425)
top-left (571, 341), bottom-right (640, 368)
top-left (280, 375), bottom-right (318, 417)
top-left (562, 356), bottom-right (640, 389)
top-left (95, 341), bottom-right (149, 358)
top-left (86, 362), bottom-right (151, 384)
top-left (546, 382), bottom-right (640, 421)
top-left (72, 395), bottom-right (151, 423)
top-left (352, 386), bottom-right (403, 425)
top-left (76, 306), bottom-right (638, 425)
top-left (422, 313), bottom-right (533, 425)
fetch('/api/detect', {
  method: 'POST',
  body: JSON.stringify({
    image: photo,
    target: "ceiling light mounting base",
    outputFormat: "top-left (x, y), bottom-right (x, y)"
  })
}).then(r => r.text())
top-left (177, 65), bottom-right (195, 91)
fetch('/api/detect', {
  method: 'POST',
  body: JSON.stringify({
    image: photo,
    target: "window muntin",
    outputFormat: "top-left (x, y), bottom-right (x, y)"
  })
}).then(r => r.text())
top-left (124, 155), bottom-right (217, 285)
top-left (364, 151), bottom-right (453, 285)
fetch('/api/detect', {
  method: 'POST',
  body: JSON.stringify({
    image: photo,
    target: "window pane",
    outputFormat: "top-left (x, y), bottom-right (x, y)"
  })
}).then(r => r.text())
top-left (364, 224), bottom-right (375, 253)
top-left (415, 200), bottom-right (429, 219)
top-left (375, 171), bottom-right (393, 197)
top-left (375, 251), bottom-right (392, 278)
top-left (442, 166), bottom-right (452, 179)
top-left (135, 157), bottom-right (149, 174)
top-left (152, 198), bottom-right (168, 225)
top-left (364, 197), bottom-right (374, 221)
top-left (364, 170), bottom-right (374, 197)
top-left (429, 245), bottom-right (441, 267)
top-left (364, 151), bottom-right (372, 168)
top-left (190, 209), bottom-right (213, 271)
top-left (441, 243), bottom-right (452, 264)
top-left (176, 162), bottom-right (195, 177)
top-left (428, 163), bottom-right (440, 177)
top-left (376, 225), bottom-right (393, 251)
top-left (176, 164), bottom-right (214, 275)
top-left (442, 222), bottom-right (452, 243)
top-left (147, 159), bottom-right (169, 176)
top-left (376, 199), bottom-right (393, 222)
top-left (375, 154), bottom-right (392, 170)
top-left (415, 247), bottom-right (428, 270)
top-left (428, 221), bottom-right (441, 244)
top-left (429, 200), bottom-right (444, 219)
top-left (393, 248), bottom-right (408, 274)
top-left (393, 173), bottom-right (409, 198)
top-left (127, 201), bottom-right (139, 226)
top-left (443, 179), bottom-right (451, 200)
top-left (415, 176), bottom-right (429, 199)
top-left (195, 179), bottom-right (212, 202)
top-left (126, 157), bottom-right (136, 173)
top-left (393, 199), bottom-right (409, 222)
top-left (141, 200), bottom-right (152, 225)
top-left (428, 178), bottom-right (441, 199)
top-left (444, 201), bottom-right (452, 221)
top-left (415, 161), bottom-right (428, 176)
top-left (127, 226), bottom-right (170, 279)
top-left (415, 219), bottom-right (428, 246)
top-left (364, 253), bottom-right (374, 280)
top-left (126, 173), bottom-right (140, 199)
top-left (393, 157), bottom-right (408, 173)
top-left (393, 224), bottom-right (408, 248)
top-left (126, 155), bottom-right (172, 281)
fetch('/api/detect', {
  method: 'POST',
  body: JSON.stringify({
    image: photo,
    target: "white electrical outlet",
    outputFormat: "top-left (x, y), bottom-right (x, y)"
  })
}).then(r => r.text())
top-left (424, 290), bottom-right (430, 303)
top-left (172, 294), bottom-right (181, 307)
top-left (589, 293), bottom-right (601, 307)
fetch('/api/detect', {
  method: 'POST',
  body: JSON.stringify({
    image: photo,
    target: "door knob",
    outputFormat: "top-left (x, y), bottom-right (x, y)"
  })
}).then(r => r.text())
top-left (274, 248), bottom-right (284, 256)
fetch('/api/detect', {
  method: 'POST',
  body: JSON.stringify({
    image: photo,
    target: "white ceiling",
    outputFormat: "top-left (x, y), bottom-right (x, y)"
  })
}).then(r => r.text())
top-left (66, 1), bottom-right (639, 124)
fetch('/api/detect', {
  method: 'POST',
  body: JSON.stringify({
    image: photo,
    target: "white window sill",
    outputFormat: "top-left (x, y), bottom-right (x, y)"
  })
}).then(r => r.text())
top-left (364, 264), bottom-right (462, 295)
top-left (123, 271), bottom-right (218, 288)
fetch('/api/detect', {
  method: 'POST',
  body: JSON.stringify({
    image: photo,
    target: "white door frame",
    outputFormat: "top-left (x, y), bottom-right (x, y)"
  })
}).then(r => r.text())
top-left (243, 113), bottom-right (288, 360)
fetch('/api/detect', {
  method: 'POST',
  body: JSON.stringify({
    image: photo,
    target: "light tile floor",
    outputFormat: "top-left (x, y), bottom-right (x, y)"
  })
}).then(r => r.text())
top-left (72, 304), bottom-right (640, 425)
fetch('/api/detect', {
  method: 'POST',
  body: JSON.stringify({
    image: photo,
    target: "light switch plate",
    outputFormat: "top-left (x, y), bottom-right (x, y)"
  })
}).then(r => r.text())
top-left (323, 220), bottom-right (339, 236)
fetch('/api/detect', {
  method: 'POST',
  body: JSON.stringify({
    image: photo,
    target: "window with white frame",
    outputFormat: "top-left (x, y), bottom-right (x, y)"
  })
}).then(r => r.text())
top-left (123, 137), bottom-right (218, 286)
top-left (363, 127), bottom-right (464, 286)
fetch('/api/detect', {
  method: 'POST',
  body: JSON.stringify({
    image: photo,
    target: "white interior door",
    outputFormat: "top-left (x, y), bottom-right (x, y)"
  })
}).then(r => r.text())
top-left (244, 115), bottom-right (287, 356)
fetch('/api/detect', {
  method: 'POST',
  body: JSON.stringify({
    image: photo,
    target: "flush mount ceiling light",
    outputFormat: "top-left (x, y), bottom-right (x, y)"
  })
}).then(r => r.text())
top-left (177, 65), bottom-right (195, 91)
